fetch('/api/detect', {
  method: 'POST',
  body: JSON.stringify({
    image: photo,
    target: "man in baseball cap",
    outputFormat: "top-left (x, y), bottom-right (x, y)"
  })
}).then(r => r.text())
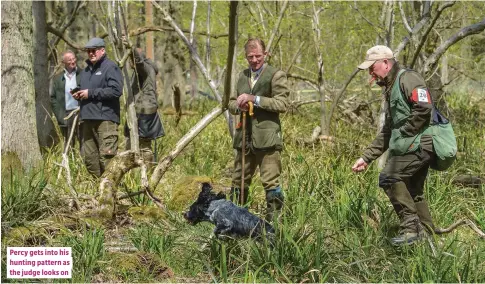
top-left (357, 45), bottom-right (394, 70)
top-left (351, 44), bottom-right (455, 246)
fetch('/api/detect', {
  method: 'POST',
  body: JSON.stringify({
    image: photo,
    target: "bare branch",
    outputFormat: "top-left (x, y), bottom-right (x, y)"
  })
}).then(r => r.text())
top-left (255, 2), bottom-right (268, 37)
top-left (152, 0), bottom-right (223, 103)
top-left (286, 73), bottom-right (318, 89)
top-left (352, 1), bottom-right (383, 38)
top-left (286, 41), bottom-right (306, 74)
top-left (398, 1), bottom-right (412, 33)
top-left (266, 0), bottom-right (289, 55)
top-left (127, 25), bottom-right (228, 39)
top-left (46, 25), bottom-right (85, 50)
top-left (189, 0), bottom-right (197, 45)
top-left (410, 1), bottom-right (455, 69)
top-left (424, 18), bottom-right (485, 75)
top-left (435, 218), bottom-right (485, 238)
top-left (394, 11), bottom-right (431, 57)
top-left (149, 107), bottom-right (224, 189)
top-left (205, 0), bottom-right (211, 73)
top-left (48, 0), bottom-right (86, 60)
top-left (326, 68), bottom-right (360, 129)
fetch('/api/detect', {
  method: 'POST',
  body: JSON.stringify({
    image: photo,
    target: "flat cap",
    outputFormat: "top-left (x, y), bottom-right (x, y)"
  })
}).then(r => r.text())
top-left (358, 45), bottom-right (394, 70)
top-left (85, 37), bottom-right (105, 48)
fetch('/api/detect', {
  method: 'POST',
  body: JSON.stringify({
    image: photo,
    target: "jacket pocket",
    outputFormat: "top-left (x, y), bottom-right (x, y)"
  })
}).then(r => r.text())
top-left (388, 128), bottom-right (420, 156)
top-left (251, 127), bottom-right (282, 150)
top-left (99, 121), bottom-right (119, 156)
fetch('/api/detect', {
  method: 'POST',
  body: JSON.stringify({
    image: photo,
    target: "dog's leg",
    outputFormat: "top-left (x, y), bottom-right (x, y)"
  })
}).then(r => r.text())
top-left (214, 218), bottom-right (234, 240)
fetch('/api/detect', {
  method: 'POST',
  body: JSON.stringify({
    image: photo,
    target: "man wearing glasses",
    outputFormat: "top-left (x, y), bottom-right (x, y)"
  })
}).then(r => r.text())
top-left (72, 37), bottom-right (123, 177)
top-left (351, 45), bottom-right (454, 246)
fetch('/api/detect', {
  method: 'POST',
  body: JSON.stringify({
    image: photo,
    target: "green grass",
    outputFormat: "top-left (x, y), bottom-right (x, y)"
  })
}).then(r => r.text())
top-left (1, 92), bottom-right (484, 282)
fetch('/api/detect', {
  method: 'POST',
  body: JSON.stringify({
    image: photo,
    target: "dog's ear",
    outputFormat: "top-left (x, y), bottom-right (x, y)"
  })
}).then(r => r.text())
top-left (201, 182), bottom-right (213, 193)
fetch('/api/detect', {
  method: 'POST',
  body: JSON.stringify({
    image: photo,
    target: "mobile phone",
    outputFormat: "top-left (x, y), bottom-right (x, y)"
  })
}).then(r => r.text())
top-left (70, 87), bottom-right (81, 94)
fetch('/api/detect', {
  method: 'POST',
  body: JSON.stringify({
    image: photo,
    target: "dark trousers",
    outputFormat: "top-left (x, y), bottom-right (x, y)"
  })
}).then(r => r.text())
top-left (379, 149), bottom-right (436, 232)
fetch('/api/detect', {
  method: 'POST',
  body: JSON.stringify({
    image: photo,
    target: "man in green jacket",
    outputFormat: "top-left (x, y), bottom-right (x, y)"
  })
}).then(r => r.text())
top-left (228, 38), bottom-right (289, 222)
top-left (50, 50), bottom-right (81, 149)
top-left (352, 45), bottom-right (444, 246)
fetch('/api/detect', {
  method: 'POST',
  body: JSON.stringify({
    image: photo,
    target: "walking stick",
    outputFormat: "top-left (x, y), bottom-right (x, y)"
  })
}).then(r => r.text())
top-left (240, 101), bottom-right (254, 205)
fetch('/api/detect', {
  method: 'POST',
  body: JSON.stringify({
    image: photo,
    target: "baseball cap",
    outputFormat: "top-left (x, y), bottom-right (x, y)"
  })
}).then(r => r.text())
top-left (85, 37), bottom-right (105, 49)
top-left (357, 45), bottom-right (394, 70)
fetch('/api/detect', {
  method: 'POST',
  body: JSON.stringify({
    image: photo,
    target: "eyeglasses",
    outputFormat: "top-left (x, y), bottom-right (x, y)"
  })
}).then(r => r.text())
top-left (369, 60), bottom-right (385, 72)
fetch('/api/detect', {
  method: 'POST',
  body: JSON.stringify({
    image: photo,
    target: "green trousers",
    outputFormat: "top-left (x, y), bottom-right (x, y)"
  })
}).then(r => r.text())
top-left (379, 149), bottom-right (435, 233)
top-left (232, 149), bottom-right (282, 192)
top-left (81, 120), bottom-right (119, 177)
top-left (231, 149), bottom-right (284, 221)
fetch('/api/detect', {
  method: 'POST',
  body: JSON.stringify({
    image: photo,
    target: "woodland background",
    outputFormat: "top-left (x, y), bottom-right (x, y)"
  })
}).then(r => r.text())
top-left (1, 1), bottom-right (484, 283)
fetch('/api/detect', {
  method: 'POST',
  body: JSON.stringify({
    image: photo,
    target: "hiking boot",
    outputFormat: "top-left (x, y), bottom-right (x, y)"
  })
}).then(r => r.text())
top-left (390, 232), bottom-right (425, 246)
top-left (265, 187), bottom-right (284, 222)
top-left (391, 219), bottom-right (428, 246)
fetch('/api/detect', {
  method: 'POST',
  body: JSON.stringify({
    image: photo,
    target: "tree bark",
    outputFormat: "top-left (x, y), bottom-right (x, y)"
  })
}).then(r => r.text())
top-left (223, 1), bottom-right (239, 138)
top-left (159, 2), bottom-right (186, 109)
top-left (310, 1), bottom-right (327, 136)
top-left (1, 0), bottom-right (43, 169)
top-left (205, 0), bottom-right (211, 75)
top-left (189, 0), bottom-right (198, 108)
top-left (145, 0), bottom-right (154, 59)
top-left (33, 1), bottom-right (56, 149)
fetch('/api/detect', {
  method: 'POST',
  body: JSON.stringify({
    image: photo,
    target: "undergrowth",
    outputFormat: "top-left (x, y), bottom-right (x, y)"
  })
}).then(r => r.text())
top-left (1, 92), bottom-right (484, 282)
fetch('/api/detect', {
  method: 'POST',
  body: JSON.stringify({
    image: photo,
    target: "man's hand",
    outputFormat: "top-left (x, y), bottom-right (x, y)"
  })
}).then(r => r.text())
top-left (72, 89), bottom-right (89, 101)
top-left (352, 158), bottom-right (368, 172)
top-left (237, 93), bottom-right (255, 111)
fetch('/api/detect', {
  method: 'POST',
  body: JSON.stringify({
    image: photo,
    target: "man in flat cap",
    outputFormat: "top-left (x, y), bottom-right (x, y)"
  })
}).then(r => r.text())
top-left (351, 45), bottom-right (456, 246)
top-left (72, 37), bottom-right (123, 177)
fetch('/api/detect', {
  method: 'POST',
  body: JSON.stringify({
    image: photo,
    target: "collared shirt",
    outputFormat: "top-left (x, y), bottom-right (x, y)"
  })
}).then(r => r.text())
top-left (64, 68), bottom-right (79, 111)
top-left (251, 66), bottom-right (264, 107)
top-left (250, 67), bottom-right (263, 89)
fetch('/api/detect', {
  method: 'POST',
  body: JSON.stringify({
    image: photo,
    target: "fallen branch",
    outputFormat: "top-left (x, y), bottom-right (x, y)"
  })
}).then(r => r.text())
top-left (56, 108), bottom-right (80, 209)
top-left (452, 175), bottom-right (483, 188)
top-left (435, 218), bottom-right (485, 238)
top-left (150, 106), bottom-right (224, 189)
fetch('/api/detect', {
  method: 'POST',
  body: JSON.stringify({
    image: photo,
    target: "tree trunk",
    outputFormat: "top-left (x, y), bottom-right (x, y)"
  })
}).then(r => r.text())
top-left (160, 2), bottom-right (186, 109)
top-left (376, 0), bottom-right (394, 170)
top-left (33, 1), bottom-right (56, 149)
top-left (1, 0), bottom-right (42, 170)
top-left (145, 0), bottom-right (154, 59)
top-left (223, 1), bottom-right (238, 138)
top-left (205, 0), bottom-right (211, 75)
top-left (189, 1), bottom-right (198, 109)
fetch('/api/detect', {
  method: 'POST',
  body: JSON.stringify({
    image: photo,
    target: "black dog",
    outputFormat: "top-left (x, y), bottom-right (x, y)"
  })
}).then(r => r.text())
top-left (184, 183), bottom-right (274, 239)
